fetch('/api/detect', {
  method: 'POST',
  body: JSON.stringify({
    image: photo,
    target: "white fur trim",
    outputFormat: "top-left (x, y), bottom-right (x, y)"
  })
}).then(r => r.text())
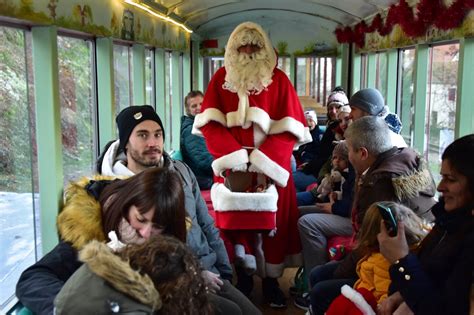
top-left (211, 149), bottom-right (248, 177)
top-left (245, 107), bottom-right (272, 132)
top-left (269, 116), bottom-right (310, 143)
top-left (211, 183), bottom-right (278, 211)
top-left (341, 285), bottom-right (376, 315)
top-left (249, 149), bottom-right (289, 187)
top-left (192, 106), bottom-right (313, 148)
top-left (253, 124), bottom-right (266, 147)
top-left (192, 108), bottom-right (227, 136)
top-left (294, 127), bottom-right (313, 150)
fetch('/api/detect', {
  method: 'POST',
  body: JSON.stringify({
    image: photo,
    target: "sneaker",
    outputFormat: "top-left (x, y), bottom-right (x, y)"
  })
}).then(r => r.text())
top-left (294, 292), bottom-right (310, 311)
top-left (262, 278), bottom-right (287, 308)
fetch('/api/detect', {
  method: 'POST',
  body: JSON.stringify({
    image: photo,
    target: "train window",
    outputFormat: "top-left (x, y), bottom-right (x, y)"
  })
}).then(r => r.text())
top-left (206, 56), bottom-right (224, 80)
top-left (179, 53), bottom-right (184, 117)
top-left (145, 47), bottom-right (155, 108)
top-left (398, 48), bottom-right (416, 146)
top-left (113, 44), bottom-right (133, 112)
top-left (57, 36), bottom-right (97, 184)
top-left (296, 57), bottom-right (335, 103)
top-left (424, 42), bottom-right (460, 183)
top-left (277, 56), bottom-right (291, 78)
top-left (0, 26), bottom-right (41, 311)
top-left (360, 54), bottom-right (368, 89)
top-left (375, 52), bottom-right (388, 100)
top-left (164, 51), bottom-right (172, 149)
top-left (319, 57), bottom-right (335, 104)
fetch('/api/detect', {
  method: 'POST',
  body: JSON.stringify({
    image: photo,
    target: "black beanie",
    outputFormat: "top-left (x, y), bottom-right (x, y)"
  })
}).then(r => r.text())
top-left (116, 105), bottom-right (164, 152)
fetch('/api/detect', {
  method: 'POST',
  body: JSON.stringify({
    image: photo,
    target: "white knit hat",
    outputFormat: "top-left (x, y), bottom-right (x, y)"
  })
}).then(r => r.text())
top-left (305, 110), bottom-right (317, 124)
top-left (337, 105), bottom-right (351, 115)
top-left (327, 91), bottom-right (349, 108)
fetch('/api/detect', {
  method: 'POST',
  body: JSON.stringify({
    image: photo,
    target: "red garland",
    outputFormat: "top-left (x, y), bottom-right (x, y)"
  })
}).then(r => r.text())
top-left (435, 0), bottom-right (467, 29)
top-left (334, 0), bottom-right (472, 46)
top-left (354, 21), bottom-right (368, 47)
top-left (368, 14), bottom-right (383, 33)
top-left (379, 4), bottom-right (398, 35)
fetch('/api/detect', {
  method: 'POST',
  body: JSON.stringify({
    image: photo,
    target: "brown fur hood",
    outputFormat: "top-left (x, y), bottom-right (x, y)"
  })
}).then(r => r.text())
top-left (57, 175), bottom-right (124, 250)
top-left (369, 147), bottom-right (436, 201)
top-left (80, 240), bottom-right (161, 309)
top-left (55, 241), bottom-right (161, 314)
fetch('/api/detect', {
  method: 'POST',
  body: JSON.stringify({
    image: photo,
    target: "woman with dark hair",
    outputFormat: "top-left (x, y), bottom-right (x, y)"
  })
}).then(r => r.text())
top-left (377, 134), bottom-right (474, 315)
top-left (16, 167), bottom-right (188, 315)
top-left (99, 167), bottom-right (187, 243)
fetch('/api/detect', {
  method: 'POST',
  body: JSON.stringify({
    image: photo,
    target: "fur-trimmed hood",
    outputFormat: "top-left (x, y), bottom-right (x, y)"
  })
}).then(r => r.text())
top-left (57, 175), bottom-right (122, 250)
top-left (354, 147), bottom-right (436, 226)
top-left (54, 241), bottom-right (161, 314)
top-left (369, 147), bottom-right (436, 201)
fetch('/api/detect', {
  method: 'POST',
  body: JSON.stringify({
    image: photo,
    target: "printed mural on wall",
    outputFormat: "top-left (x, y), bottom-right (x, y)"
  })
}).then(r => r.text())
top-left (0, 0), bottom-right (190, 51)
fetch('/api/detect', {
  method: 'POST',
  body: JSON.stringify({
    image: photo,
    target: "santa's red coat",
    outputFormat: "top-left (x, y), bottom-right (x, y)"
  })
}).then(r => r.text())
top-left (193, 67), bottom-right (311, 276)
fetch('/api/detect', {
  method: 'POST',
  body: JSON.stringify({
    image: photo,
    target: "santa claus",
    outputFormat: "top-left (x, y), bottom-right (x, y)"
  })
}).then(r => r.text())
top-left (193, 21), bottom-right (311, 307)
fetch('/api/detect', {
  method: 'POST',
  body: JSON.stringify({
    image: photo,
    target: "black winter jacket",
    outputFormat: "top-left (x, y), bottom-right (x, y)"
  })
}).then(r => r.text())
top-left (389, 200), bottom-right (474, 315)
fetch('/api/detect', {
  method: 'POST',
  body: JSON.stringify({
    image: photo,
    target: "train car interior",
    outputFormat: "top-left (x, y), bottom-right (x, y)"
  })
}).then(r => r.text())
top-left (1, 0), bottom-right (473, 314)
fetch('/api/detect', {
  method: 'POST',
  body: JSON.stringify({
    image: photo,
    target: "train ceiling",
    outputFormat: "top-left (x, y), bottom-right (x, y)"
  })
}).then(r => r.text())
top-left (151, 0), bottom-right (399, 38)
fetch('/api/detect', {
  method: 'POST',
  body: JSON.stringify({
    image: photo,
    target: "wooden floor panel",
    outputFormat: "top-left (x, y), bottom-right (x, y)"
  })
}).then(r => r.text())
top-left (246, 268), bottom-right (306, 315)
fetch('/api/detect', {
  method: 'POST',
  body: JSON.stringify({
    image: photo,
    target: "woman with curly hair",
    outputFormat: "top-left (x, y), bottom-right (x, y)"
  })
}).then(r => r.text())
top-left (54, 235), bottom-right (213, 315)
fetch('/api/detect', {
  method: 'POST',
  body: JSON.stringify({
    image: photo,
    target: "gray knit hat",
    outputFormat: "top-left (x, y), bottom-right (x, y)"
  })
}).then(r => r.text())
top-left (349, 88), bottom-right (385, 116)
top-left (332, 141), bottom-right (348, 161)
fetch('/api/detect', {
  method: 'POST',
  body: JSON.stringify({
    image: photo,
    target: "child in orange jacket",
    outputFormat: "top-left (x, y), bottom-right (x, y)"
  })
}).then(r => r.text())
top-left (326, 202), bottom-right (428, 315)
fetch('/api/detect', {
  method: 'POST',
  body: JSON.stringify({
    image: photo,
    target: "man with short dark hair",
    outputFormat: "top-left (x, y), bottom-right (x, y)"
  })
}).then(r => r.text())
top-left (180, 90), bottom-right (214, 190)
top-left (98, 105), bottom-right (261, 315)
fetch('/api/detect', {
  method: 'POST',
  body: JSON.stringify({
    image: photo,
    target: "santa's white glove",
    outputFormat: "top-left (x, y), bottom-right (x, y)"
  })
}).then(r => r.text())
top-left (201, 270), bottom-right (223, 293)
top-left (231, 163), bottom-right (248, 172)
top-left (248, 163), bottom-right (262, 174)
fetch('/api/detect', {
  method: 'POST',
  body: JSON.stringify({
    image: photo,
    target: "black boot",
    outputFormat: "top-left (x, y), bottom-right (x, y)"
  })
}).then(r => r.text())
top-left (262, 277), bottom-right (287, 308)
top-left (235, 266), bottom-right (254, 297)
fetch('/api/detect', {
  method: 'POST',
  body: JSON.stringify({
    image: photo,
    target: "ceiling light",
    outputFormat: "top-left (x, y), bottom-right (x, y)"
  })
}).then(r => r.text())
top-left (124, 0), bottom-right (193, 33)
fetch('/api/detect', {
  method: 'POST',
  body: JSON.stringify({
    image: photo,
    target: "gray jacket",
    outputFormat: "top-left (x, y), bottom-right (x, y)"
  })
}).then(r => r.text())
top-left (99, 140), bottom-right (232, 278)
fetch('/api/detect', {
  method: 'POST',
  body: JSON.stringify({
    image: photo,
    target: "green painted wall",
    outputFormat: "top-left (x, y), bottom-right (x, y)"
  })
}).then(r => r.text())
top-left (31, 26), bottom-right (62, 253)
top-left (455, 37), bottom-right (474, 138)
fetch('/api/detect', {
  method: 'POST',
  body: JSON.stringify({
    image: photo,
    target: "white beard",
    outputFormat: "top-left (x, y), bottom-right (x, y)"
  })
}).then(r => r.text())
top-left (224, 28), bottom-right (274, 95)
top-left (224, 50), bottom-right (273, 95)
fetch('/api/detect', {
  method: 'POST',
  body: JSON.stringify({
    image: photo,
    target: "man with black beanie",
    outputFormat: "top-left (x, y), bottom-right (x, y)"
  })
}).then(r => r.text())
top-left (97, 105), bottom-right (261, 315)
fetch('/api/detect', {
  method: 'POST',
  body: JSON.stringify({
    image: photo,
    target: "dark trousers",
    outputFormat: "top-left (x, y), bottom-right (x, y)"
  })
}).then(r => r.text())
top-left (309, 261), bottom-right (356, 315)
top-left (210, 280), bottom-right (261, 315)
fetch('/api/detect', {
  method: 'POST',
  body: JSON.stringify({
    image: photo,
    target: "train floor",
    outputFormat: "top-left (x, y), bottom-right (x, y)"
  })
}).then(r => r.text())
top-left (244, 267), bottom-right (306, 315)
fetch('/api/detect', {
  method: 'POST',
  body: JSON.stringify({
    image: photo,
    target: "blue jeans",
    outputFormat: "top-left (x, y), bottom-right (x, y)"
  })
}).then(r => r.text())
top-left (297, 191), bottom-right (316, 206)
top-left (293, 170), bottom-right (317, 192)
top-left (309, 261), bottom-right (356, 315)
